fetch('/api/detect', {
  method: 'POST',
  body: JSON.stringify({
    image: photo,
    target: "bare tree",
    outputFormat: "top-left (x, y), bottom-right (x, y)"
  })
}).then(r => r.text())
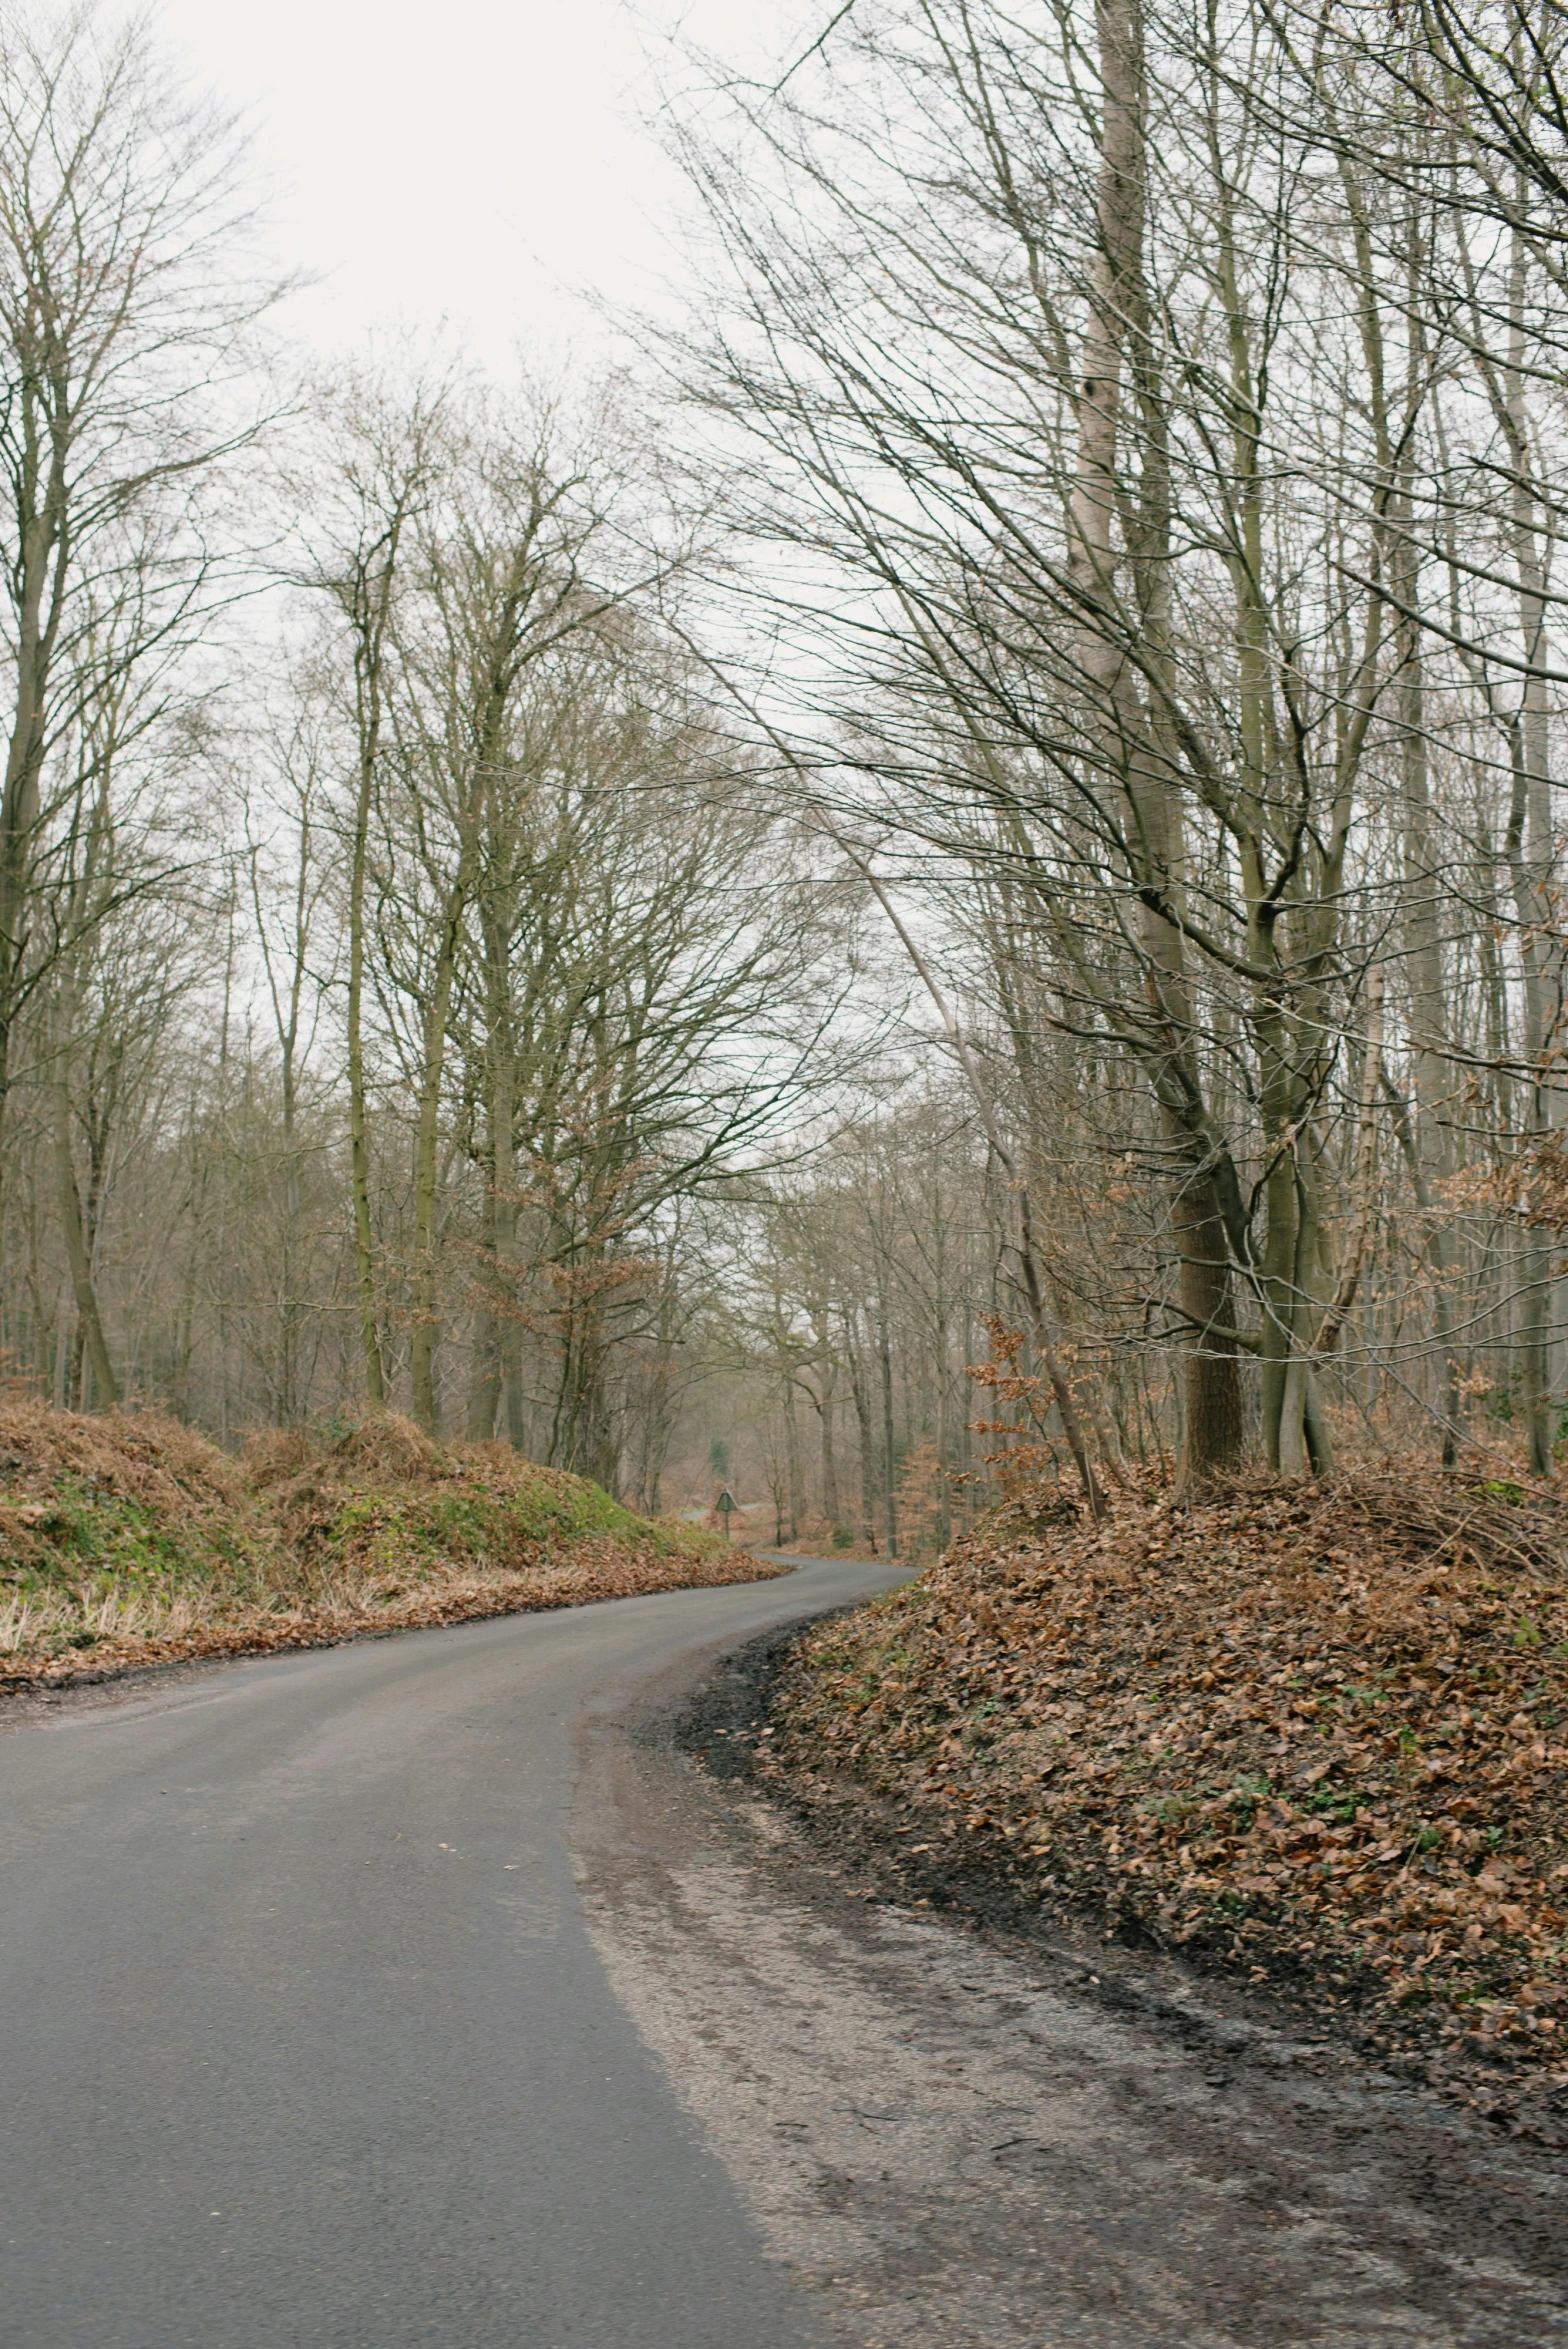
top-left (660, 0), bottom-right (1558, 1486)
top-left (298, 356), bottom-right (456, 1405)
top-left (0, 2), bottom-right (275, 1271)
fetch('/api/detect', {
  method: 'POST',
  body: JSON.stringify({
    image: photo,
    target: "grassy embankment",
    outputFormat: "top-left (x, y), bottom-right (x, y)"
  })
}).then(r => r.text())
top-left (763, 1470), bottom-right (1568, 2106)
top-left (0, 1402), bottom-right (777, 1687)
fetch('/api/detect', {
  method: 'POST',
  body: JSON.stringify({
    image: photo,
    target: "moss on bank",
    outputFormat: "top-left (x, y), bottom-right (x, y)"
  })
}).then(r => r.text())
top-left (0, 1402), bottom-right (777, 1684)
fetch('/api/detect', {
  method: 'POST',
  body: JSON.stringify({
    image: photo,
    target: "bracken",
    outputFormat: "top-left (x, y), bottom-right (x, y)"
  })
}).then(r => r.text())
top-left (0, 1405), bottom-right (779, 1683)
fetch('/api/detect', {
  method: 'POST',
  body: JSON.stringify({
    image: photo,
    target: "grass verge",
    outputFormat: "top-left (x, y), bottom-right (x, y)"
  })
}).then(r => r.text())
top-left (0, 1402), bottom-right (779, 1688)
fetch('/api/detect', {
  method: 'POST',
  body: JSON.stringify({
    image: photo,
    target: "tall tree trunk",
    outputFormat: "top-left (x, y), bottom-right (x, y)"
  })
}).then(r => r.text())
top-left (783, 1376), bottom-right (803, 1539)
top-left (1504, 227), bottom-right (1558, 1477)
top-left (346, 702), bottom-right (386, 1407)
top-left (815, 1362), bottom-right (841, 1525)
top-left (1169, 1147), bottom-right (1247, 1489)
top-left (408, 905), bottom-right (466, 1435)
top-left (279, 1021), bottom-right (302, 1424)
top-left (1072, 0), bottom-right (1243, 1492)
top-left (1395, 536), bottom-right (1462, 1464)
top-left (50, 982), bottom-right (116, 1410)
top-left (845, 1334), bottom-right (878, 1549)
top-left (488, 936), bottom-right (525, 1449)
top-left (879, 1303), bottom-right (898, 1555)
top-left (465, 1155), bottom-right (500, 1440)
top-left (0, 398), bottom-right (68, 1297)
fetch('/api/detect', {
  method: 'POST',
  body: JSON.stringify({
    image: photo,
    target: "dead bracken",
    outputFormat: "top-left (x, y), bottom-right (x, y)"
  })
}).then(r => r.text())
top-left (0, 1401), bottom-right (780, 1688)
top-left (762, 1469), bottom-right (1568, 2112)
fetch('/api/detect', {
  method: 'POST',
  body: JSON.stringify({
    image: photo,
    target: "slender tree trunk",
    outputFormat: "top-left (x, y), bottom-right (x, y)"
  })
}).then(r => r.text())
top-left (346, 724), bottom-right (386, 1406)
top-left (277, 1027), bottom-right (301, 1423)
top-left (1071, 0), bottom-right (1243, 1493)
top-left (0, 416), bottom-right (68, 1297)
top-left (846, 1335), bottom-right (878, 1549)
top-left (465, 1157), bottom-right (500, 1441)
top-left (813, 1352), bottom-right (842, 1525)
top-left (488, 946), bottom-right (525, 1448)
top-left (408, 910), bottom-right (466, 1435)
top-left (1396, 592), bottom-right (1463, 1464)
top-left (50, 981), bottom-right (116, 1410)
top-left (783, 1376), bottom-right (803, 1539)
top-left (880, 1309), bottom-right (898, 1555)
top-left (1503, 223), bottom-right (1557, 1478)
top-left (1376, 201), bottom-right (1463, 1468)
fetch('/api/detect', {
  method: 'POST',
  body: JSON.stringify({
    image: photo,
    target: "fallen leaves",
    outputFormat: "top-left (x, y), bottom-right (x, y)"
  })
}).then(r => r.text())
top-left (0, 1404), bottom-right (782, 1688)
top-left (762, 1467), bottom-right (1568, 2107)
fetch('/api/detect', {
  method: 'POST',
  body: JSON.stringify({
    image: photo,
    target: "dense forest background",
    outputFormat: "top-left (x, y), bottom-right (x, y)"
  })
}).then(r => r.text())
top-left (4, 0), bottom-right (1568, 1546)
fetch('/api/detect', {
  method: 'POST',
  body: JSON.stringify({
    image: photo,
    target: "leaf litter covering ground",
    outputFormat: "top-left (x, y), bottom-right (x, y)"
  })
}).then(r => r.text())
top-left (0, 1401), bottom-right (777, 1689)
top-left (763, 1470), bottom-right (1568, 2132)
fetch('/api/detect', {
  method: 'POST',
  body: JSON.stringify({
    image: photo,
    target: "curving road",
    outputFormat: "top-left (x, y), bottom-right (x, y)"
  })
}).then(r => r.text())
top-left (0, 1558), bottom-right (905, 2349)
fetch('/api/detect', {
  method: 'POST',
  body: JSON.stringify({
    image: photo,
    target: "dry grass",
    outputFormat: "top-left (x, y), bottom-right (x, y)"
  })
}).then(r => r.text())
top-left (764, 1467), bottom-right (1568, 2114)
top-left (0, 1404), bottom-right (781, 1687)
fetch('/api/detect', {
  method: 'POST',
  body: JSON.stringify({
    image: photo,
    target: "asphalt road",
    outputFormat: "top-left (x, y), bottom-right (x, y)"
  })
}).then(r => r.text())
top-left (0, 1558), bottom-right (906, 2349)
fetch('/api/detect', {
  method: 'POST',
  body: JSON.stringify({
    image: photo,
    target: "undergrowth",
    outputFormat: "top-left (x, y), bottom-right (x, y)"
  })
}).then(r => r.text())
top-left (763, 1466), bottom-right (1568, 2113)
top-left (0, 1402), bottom-right (774, 1681)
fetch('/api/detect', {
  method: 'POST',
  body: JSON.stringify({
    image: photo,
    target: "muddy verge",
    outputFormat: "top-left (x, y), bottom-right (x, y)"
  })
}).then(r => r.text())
top-left (678, 1621), bottom-right (1568, 2152)
top-left (571, 1617), bottom-right (1568, 2347)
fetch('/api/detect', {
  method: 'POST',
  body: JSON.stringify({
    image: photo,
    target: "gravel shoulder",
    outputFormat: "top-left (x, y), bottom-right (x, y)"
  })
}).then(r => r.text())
top-left (574, 1608), bottom-right (1568, 2349)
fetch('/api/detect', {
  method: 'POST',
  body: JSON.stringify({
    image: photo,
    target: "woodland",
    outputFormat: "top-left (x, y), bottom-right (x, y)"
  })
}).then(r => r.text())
top-left (3, 0), bottom-right (1568, 1543)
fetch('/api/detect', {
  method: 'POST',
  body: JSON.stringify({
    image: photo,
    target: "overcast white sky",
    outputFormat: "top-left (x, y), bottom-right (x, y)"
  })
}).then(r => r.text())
top-left (153, 0), bottom-right (781, 371)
